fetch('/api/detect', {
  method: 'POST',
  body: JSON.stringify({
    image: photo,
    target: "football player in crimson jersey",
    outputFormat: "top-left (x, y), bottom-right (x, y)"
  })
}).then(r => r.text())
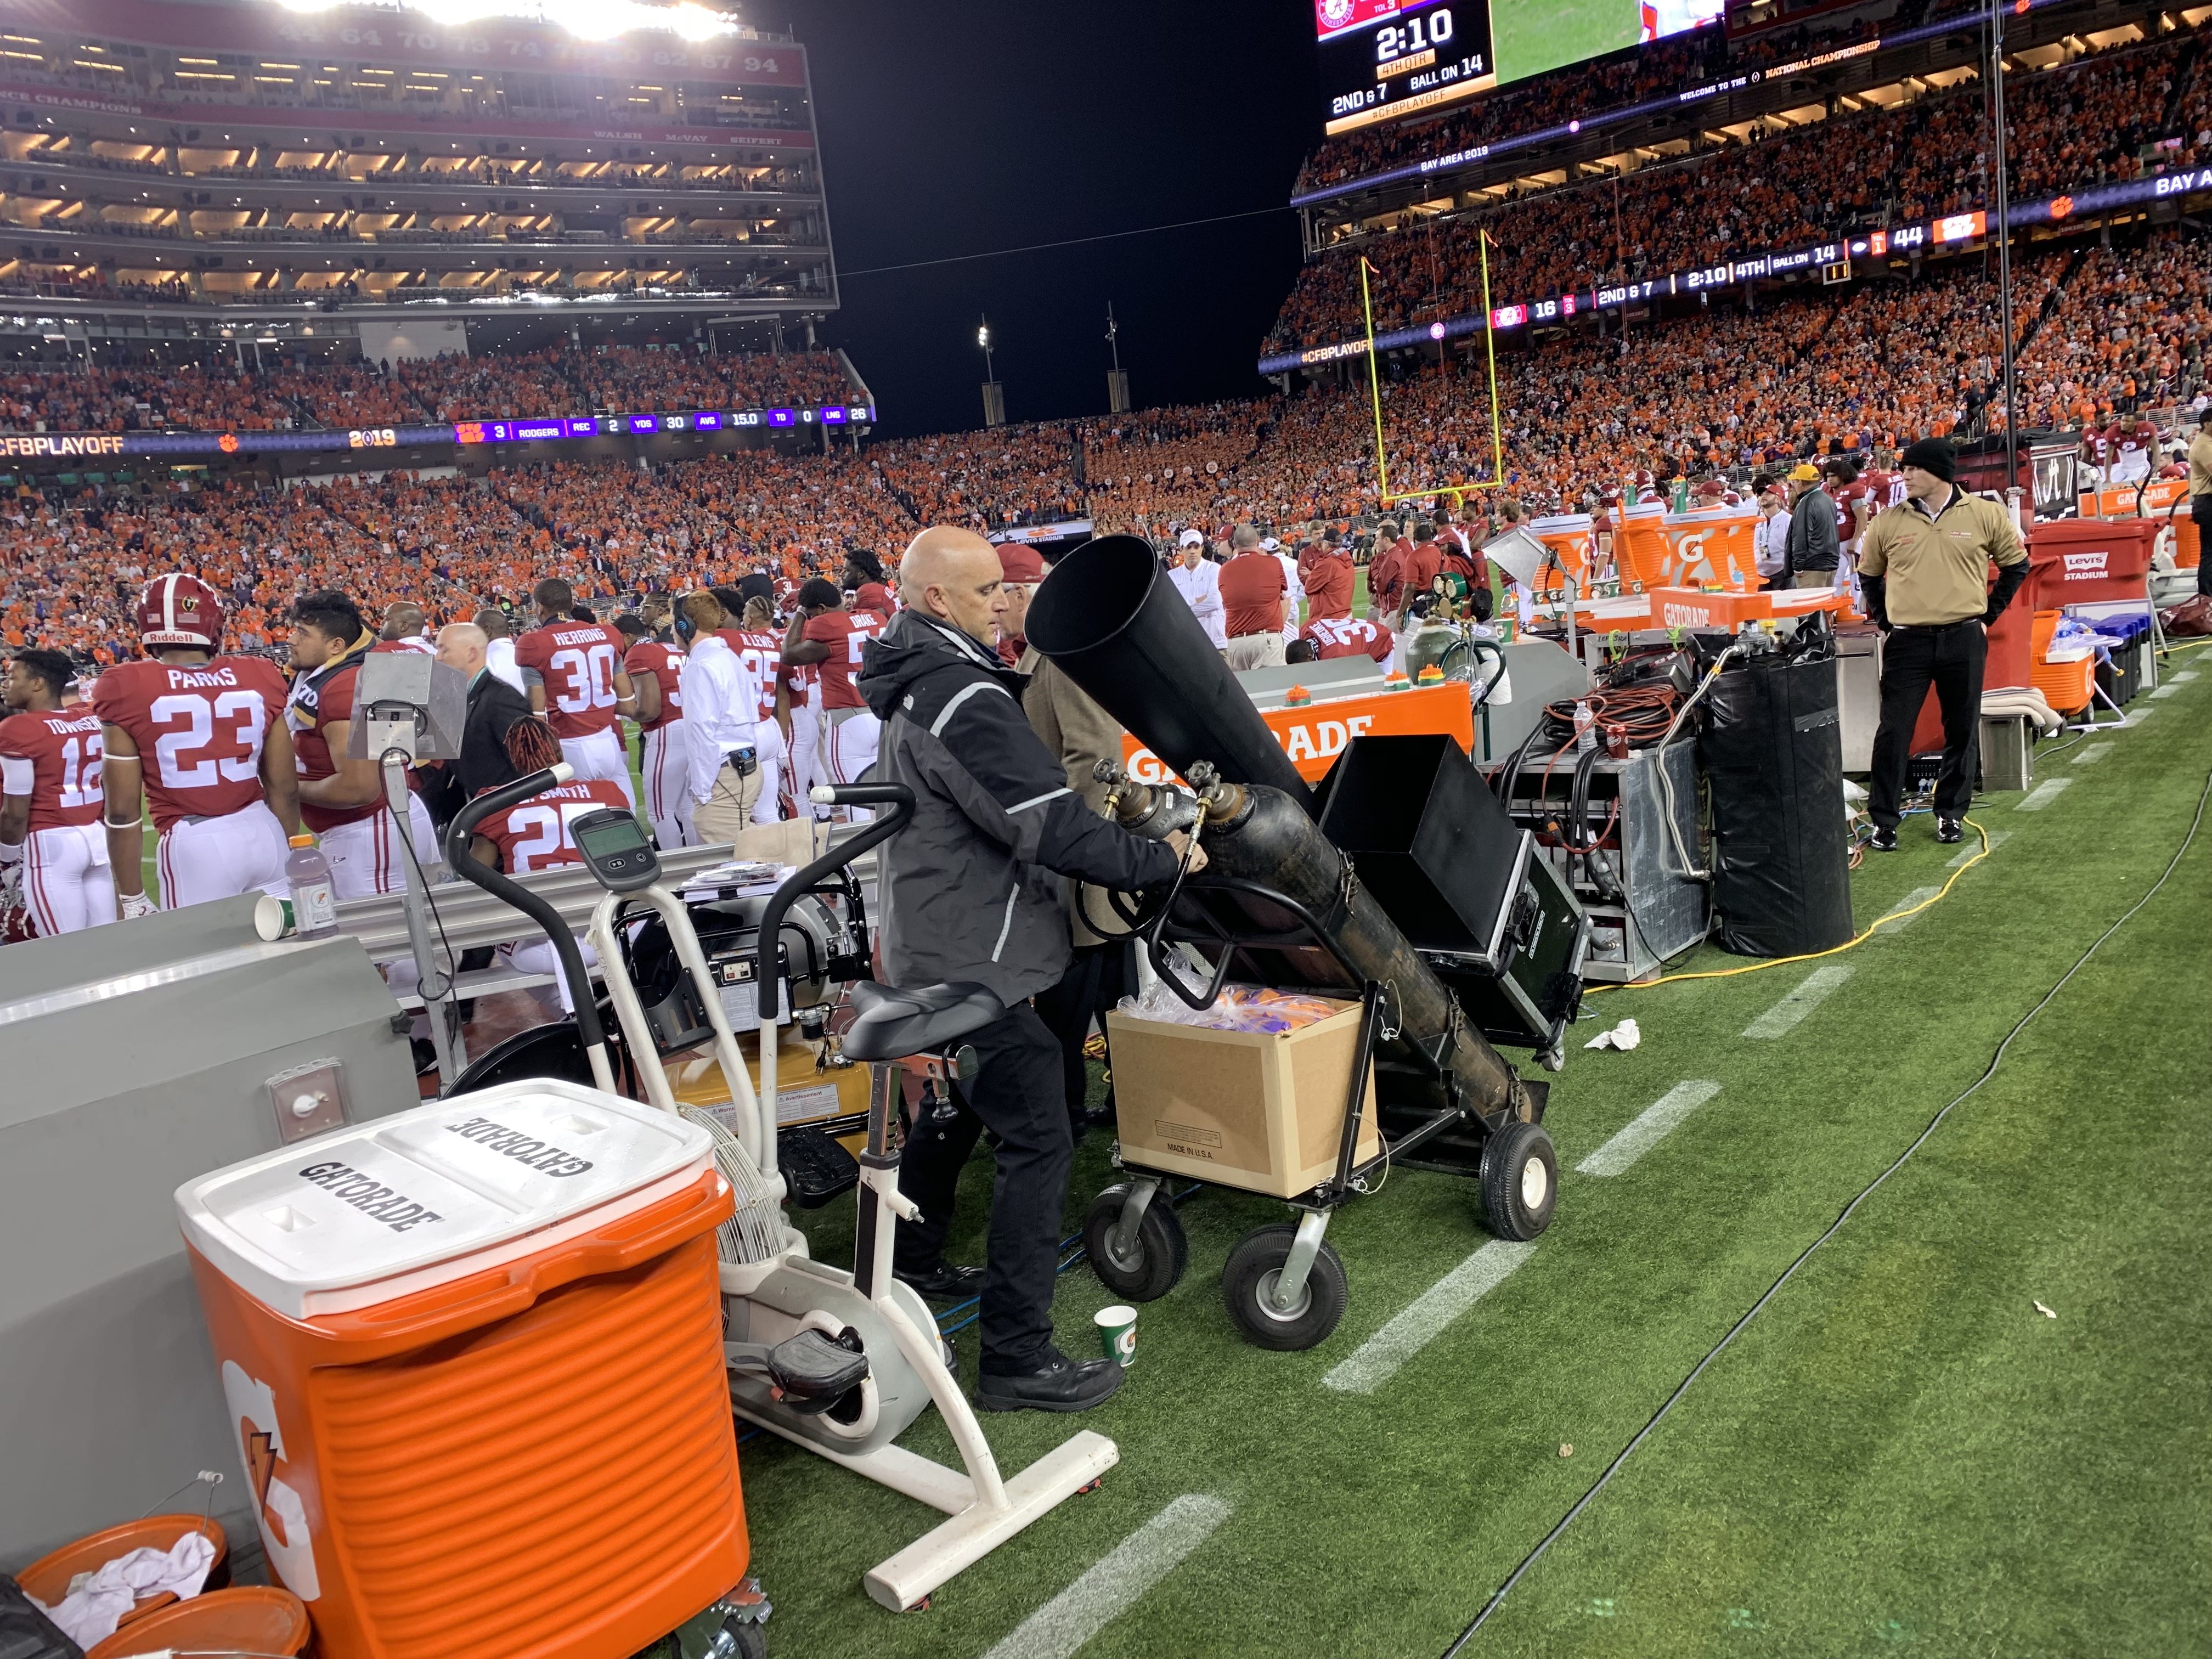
top-left (511, 576), bottom-right (638, 809)
top-left (785, 578), bottom-right (886, 809)
top-left (721, 594), bottom-right (792, 825)
top-left (94, 573), bottom-right (299, 917)
top-left (2080, 425), bottom-right (2114, 484)
top-left (1824, 457), bottom-right (1878, 556)
top-left (783, 631), bottom-right (825, 820)
top-left (1861, 449), bottom-right (1904, 520)
top-left (1298, 614), bottom-right (1395, 663)
top-left (614, 611), bottom-right (690, 849)
top-left (285, 590), bottom-right (438, 900)
top-left (0, 647), bottom-right (115, 935)
top-left (2109, 415), bottom-right (2158, 483)
top-left (466, 716), bottom-right (629, 1015)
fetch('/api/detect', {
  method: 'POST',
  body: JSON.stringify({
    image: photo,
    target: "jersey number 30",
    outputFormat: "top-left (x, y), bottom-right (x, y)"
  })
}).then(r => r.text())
top-left (550, 645), bottom-right (618, 715)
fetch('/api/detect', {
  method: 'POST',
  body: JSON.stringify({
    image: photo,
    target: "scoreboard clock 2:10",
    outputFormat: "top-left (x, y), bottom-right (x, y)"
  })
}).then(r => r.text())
top-left (1316, 0), bottom-right (1497, 134)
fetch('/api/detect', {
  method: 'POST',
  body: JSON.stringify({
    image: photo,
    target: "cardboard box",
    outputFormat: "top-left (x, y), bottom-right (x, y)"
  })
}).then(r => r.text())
top-left (1105, 1002), bottom-right (1380, 1198)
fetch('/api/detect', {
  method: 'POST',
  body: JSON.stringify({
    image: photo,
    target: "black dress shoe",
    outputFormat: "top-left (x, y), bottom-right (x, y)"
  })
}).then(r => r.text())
top-left (893, 1262), bottom-right (985, 1301)
top-left (1936, 816), bottom-right (1963, 844)
top-left (976, 1346), bottom-right (1125, 1414)
top-left (411, 1037), bottom-right (440, 1076)
top-left (1869, 826), bottom-right (1899, 852)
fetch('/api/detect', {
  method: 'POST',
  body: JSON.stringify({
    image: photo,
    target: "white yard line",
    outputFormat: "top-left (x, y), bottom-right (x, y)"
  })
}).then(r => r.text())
top-left (1874, 885), bottom-right (1943, 936)
top-left (2072, 743), bottom-right (2115, 766)
top-left (2015, 777), bottom-right (2075, 812)
top-left (2149, 683), bottom-right (2180, 699)
top-left (1742, 964), bottom-right (1854, 1040)
top-left (1322, 1242), bottom-right (1537, 1395)
top-left (2171, 670), bottom-right (2199, 684)
top-left (1576, 1082), bottom-right (1723, 1177)
top-left (981, 1494), bottom-right (1233, 1659)
top-left (1949, 830), bottom-right (2011, 867)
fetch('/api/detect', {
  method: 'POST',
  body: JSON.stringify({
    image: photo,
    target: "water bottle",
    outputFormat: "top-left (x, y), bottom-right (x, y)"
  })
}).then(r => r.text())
top-left (1573, 699), bottom-right (1596, 754)
top-left (286, 834), bottom-right (339, 940)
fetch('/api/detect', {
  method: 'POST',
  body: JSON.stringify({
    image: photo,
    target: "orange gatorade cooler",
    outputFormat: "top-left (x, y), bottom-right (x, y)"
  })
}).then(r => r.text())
top-left (176, 1080), bottom-right (743, 1659)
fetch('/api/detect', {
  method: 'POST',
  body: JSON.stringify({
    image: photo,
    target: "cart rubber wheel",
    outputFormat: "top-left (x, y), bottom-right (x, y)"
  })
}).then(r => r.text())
top-left (1221, 1224), bottom-right (1347, 1351)
top-left (1481, 1120), bottom-right (1558, 1240)
top-left (1084, 1184), bottom-right (1188, 1302)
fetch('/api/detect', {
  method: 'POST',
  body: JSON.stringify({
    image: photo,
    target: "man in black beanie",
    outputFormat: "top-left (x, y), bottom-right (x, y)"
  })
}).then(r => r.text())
top-left (1857, 436), bottom-right (2029, 849)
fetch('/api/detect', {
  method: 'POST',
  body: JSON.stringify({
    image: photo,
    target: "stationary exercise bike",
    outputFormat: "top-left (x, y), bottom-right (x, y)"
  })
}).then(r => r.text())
top-left (448, 770), bottom-right (1116, 1611)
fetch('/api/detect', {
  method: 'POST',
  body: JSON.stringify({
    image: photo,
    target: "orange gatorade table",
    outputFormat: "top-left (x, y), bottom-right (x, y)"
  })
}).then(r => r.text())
top-left (1120, 682), bottom-right (1475, 786)
top-left (1528, 585), bottom-right (1855, 632)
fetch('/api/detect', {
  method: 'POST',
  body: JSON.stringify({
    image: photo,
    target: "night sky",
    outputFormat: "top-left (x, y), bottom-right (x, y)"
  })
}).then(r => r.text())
top-left (780, 1), bottom-right (1317, 438)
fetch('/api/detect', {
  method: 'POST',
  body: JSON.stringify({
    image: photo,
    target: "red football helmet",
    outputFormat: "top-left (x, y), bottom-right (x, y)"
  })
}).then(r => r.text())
top-left (136, 573), bottom-right (225, 648)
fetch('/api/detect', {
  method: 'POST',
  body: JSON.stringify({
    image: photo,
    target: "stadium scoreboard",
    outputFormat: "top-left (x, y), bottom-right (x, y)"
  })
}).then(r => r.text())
top-left (1317, 1), bottom-right (1494, 133)
top-left (1316, 0), bottom-right (1723, 135)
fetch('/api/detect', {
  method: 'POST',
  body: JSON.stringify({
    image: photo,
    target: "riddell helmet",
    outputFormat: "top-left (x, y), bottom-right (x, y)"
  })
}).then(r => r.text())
top-left (136, 573), bottom-right (225, 648)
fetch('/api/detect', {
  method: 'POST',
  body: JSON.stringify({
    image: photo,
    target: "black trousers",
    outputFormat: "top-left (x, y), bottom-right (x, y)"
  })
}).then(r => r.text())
top-left (1870, 620), bottom-right (1987, 828)
top-left (1029, 939), bottom-right (1133, 1128)
top-left (2194, 496), bottom-right (2212, 597)
top-left (893, 1002), bottom-right (1072, 1374)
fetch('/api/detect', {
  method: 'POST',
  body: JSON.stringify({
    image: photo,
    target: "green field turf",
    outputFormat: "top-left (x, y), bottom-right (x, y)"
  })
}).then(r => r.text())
top-left (1493, 0), bottom-right (1644, 93)
top-left (728, 647), bottom-right (2212, 1659)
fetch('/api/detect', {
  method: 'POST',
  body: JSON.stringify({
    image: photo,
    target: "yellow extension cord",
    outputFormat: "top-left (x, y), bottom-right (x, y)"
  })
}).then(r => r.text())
top-left (1586, 816), bottom-right (1994, 996)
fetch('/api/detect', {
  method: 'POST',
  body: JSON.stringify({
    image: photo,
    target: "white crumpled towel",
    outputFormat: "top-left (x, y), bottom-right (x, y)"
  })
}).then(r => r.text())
top-left (30, 1529), bottom-right (216, 1648)
top-left (1583, 1018), bottom-right (1641, 1052)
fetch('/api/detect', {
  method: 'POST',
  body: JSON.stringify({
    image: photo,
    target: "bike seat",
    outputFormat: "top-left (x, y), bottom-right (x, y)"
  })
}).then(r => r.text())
top-left (841, 980), bottom-right (1003, 1062)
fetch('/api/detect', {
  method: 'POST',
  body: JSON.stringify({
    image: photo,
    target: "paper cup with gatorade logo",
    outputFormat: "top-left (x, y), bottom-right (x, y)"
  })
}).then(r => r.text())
top-left (1095, 1304), bottom-right (1138, 1368)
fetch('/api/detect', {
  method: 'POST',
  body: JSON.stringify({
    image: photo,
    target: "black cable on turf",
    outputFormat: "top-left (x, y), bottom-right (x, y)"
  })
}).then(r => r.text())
top-left (1444, 754), bottom-right (2212, 1656)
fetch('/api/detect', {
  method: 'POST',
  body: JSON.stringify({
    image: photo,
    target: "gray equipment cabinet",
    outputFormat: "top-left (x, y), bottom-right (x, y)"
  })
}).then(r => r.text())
top-left (0, 897), bottom-right (418, 1566)
top-left (1486, 740), bottom-right (1708, 983)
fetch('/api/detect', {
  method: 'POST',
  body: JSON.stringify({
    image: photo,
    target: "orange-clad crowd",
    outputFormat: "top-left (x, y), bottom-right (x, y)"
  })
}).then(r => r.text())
top-left (2, 208), bottom-right (2204, 662)
top-left (0, 347), bottom-right (857, 436)
top-left (1268, 24), bottom-right (2206, 356)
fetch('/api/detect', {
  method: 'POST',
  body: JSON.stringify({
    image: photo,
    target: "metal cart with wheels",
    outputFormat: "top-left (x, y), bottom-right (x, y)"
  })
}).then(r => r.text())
top-left (1084, 873), bottom-right (1555, 1351)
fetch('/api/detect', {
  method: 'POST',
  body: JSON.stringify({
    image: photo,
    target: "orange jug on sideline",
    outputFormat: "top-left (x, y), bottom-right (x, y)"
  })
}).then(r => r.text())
top-left (177, 1080), bottom-right (743, 1659)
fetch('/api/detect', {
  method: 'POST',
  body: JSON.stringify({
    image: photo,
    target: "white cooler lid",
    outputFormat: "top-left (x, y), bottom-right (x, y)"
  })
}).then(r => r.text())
top-left (177, 1079), bottom-right (716, 1320)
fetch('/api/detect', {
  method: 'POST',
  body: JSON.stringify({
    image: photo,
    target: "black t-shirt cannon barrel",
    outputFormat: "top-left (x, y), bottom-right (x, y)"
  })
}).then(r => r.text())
top-left (1026, 534), bottom-right (1570, 1257)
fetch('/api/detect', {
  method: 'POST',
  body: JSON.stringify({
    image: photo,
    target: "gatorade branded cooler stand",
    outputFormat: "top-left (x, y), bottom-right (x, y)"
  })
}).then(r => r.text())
top-left (176, 1080), bottom-right (743, 1659)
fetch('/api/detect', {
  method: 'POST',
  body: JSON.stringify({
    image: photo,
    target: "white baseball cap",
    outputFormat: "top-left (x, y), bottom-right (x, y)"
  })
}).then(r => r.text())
top-left (1261, 538), bottom-right (1281, 551)
top-left (1178, 529), bottom-right (1204, 546)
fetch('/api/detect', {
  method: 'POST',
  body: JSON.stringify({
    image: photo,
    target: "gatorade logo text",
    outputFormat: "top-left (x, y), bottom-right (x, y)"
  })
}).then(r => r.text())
top-left (295, 1161), bottom-right (445, 1232)
top-left (442, 1115), bottom-right (597, 1177)
top-left (1663, 602), bottom-right (1717, 628)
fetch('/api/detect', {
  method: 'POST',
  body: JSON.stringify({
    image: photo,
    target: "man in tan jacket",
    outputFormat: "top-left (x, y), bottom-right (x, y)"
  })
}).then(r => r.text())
top-left (1858, 436), bottom-right (2028, 851)
top-left (1018, 543), bottom-right (1139, 1136)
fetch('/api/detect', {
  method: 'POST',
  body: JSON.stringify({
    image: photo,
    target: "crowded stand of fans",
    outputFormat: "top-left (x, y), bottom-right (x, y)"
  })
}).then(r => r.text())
top-left (1268, 20), bottom-right (2207, 354)
top-left (8, 206), bottom-right (2203, 670)
top-left (0, 347), bottom-right (856, 435)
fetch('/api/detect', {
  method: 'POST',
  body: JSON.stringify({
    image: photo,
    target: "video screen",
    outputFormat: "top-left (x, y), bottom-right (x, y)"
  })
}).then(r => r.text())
top-left (1315, 0), bottom-right (1723, 134)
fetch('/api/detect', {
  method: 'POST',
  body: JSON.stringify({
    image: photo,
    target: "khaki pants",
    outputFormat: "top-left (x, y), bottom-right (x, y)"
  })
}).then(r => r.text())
top-left (1788, 571), bottom-right (1836, 590)
top-left (690, 759), bottom-right (764, 850)
top-left (1224, 631), bottom-right (1287, 671)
